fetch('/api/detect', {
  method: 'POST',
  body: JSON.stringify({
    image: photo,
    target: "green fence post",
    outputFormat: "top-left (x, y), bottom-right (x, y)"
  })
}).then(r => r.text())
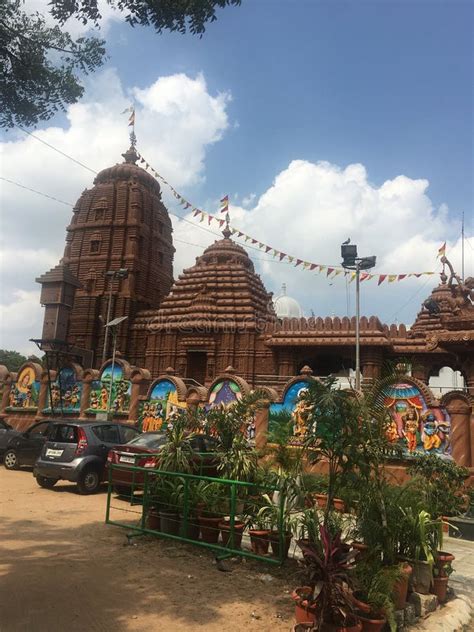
top-left (141, 469), bottom-right (148, 530)
top-left (278, 488), bottom-right (285, 564)
top-left (229, 482), bottom-right (236, 550)
top-left (182, 476), bottom-right (189, 538)
top-left (105, 465), bottom-right (112, 523)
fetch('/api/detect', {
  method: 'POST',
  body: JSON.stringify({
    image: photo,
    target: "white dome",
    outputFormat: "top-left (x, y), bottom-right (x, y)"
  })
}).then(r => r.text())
top-left (274, 285), bottom-right (303, 318)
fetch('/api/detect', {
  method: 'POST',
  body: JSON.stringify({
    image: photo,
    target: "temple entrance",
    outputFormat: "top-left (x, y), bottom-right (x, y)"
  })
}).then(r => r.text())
top-left (296, 354), bottom-right (354, 377)
top-left (186, 351), bottom-right (208, 385)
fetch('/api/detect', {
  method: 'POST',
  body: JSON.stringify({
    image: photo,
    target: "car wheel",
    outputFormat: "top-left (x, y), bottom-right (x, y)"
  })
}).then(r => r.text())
top-left (4, 449), bottom-right (19, 470)
top-left (36, 475), bottom-right (58, 489)
top-left (77, 468), bottom-right (101, 494)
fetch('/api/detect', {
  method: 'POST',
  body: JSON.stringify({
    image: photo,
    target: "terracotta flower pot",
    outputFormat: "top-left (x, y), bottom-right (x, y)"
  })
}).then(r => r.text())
top-left (158, 510), bottom-right (180, 535)
top-left (249, 529), bottom-right (270, 555)
top-left (333, 498), bottom-right (346, 513)
top-left (198, 515), bottom-right (221, 544)
top-left (147, 510), bottom-right (160, 531)
top-left (442, 517), bottom-right (451, 534)
top-left (431, 576), bottom-right (449, 603)
top-left (179, 514), bottom-right (200, 540)
top-left (218, 520), bottom-right (245, 548)
top-left (291, 586), bottom-right (317, 625)
top-left (358, 614), bottom-right (386, 632)
top-left (436, 551), bottom-right (455, 577)
top-left (350, 592), bottom-right (371, 615)
top-left (321, 619), bottom-right (362, 632)
top-left (315, 493), bottom-right (328, 509)
top-left (269, 530), bottom-right (292, 559)
top-left (392, 562), bottom-right (412, 610)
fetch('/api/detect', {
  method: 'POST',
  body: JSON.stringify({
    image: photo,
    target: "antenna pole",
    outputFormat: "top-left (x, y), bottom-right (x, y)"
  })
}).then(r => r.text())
top-left (461, 210), bottom-right (465, 281)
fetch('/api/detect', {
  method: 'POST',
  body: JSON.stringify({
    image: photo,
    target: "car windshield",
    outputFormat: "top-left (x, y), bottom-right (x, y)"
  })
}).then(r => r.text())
top-left (127, 433), bottom-right (167, 449)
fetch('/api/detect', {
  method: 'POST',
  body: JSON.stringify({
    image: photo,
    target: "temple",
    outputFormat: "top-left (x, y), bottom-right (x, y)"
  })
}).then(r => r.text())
top-left (32, 146), bottom-right (474, 390)
top-left (1, 146), bottom-right (473, 470)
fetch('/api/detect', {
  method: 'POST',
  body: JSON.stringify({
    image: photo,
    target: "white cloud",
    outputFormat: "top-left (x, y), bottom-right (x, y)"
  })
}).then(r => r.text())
top-left (0, 69), bottom-right (231, 352)
top-left (172, 159), bottom-right (472, 326)
top-left (0, 290), bottom-right (43, 356)
top-left (24, 0), bottom-right (122, 37)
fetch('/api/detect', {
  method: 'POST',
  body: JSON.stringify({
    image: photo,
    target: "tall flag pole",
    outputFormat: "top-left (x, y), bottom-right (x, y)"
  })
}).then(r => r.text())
top-left (461, 211), bottom-right (465, 281)
top-left (220, 195), bottom-right (230, 235)
top-left (121, 105), bottom-right (136, 147)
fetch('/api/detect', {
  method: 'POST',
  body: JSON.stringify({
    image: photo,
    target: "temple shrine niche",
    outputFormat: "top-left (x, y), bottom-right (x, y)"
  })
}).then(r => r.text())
top-left (138, 375), bottom-right (187, 432)
top-left (382, 379), bottom-right (451, 458)
top-left (44, 365), bottom-right (83, 414)
top-left (7, 363), bottom-right (42, 411)
top-left (87, 359), bottom-right (132, 415)
top-left (268, 368), bottom-right (316, 442)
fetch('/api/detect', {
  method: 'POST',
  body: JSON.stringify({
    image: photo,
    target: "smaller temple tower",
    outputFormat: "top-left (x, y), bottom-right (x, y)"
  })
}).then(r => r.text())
top-left (36, 262), bottom-right (82, 345)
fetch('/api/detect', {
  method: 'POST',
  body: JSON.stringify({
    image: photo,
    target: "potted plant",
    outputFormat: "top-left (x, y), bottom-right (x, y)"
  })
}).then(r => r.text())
top-left (352, 561), bottom-right (401, 632)
top-left (195, 481), bottom-right (226, 544)
top-left (218, 517), bottom-right (246, 549)
top-left (296, 526), bottom-right (361, 631)
top-left (431, 560), bottom-right (453, 603)
top-left (149, 476), bottom-right (181, 535)
top-left (244, 495), bottom-right (272, 555)
top-left (256, 492), bottom-right (298, 559)
top-left (398, 508), bottom-right (442, 594)
top-left (298, 506), bottom-right (324, 547)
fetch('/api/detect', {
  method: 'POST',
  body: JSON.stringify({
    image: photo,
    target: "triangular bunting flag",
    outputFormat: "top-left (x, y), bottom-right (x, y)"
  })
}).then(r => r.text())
top-left (193, 209), bottom-right (200, 217)
top-left (279, 252), bottom-right (286, 261)
top-left (265, 246), bottom-right (271, 253)
top-left (378, 275), bottom-right (387, 286)
top-left (310, 263), bottom-right (317, 271)
top-left (219, 219), bottom-right (225, 227)
top-left (295, 259), bottom-right (303, 267)
top-left (327, 267), bottom-right (334, 276)
top-left (397, 274), bottom-right (407, 281)
top-left (388, 275), bottom-right (397, 282)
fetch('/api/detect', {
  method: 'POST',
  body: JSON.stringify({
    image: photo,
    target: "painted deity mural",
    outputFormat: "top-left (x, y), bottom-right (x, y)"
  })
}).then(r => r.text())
top-left (138, 379), bottom-right (187, 432)
top-left (206, 378), bottom-right (256, 444)
top-left (87, 363), bottom-right (131, 414)
top-left (383, 382), bottom-right (451, 458)
top-left (269, 379), bottom-right (313, 442)
top-left (7, 366), bottom-right (40, 410)
top-left (44, 366), bottom-right (82, 413)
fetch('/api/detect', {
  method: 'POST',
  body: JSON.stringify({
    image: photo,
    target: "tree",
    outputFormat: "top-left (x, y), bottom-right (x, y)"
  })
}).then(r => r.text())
top-left (0, 0), bottom-right (241, 129)
top-left (0, 349), bottom-right (28, 372)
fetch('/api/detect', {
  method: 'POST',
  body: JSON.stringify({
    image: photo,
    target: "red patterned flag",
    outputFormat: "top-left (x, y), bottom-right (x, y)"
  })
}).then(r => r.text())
top-left (193, 209), bottom-right (200, 217)
top-left (219, 219), bottom-right (225, 227)
top-left (265, 246), bottom-right (271, 253)
top-left (378, 275), bottom-right (387, 286)
top-left (310, 264), bottom-right (317, 270)
top-left (295, 259), bottom-right (303, 267)
top-left (279, 252), bottom-right (286, 261)
top-left (238, 231), bottom-right (244, 238)
top-left (220, 195), bottom-right (229, 213)
top-left (184, 202), bottom-right (191, 209)
top-left (327, 267), bottom-right (334, 276)
top-left (251, 239), bottom-right (258, 244)
top-left (397, 274), bottom-right (407, 281)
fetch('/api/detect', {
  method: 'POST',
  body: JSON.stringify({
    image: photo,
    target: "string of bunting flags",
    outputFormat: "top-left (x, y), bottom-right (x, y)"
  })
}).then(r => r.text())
top-left (136, 151), bottom-right (438, 286)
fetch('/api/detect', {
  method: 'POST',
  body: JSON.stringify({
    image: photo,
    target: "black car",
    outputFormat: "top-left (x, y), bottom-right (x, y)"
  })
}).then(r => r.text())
top-left (3, 419), bottom-right (54, 470)
top-left (0, 418), bottom-right (20, 459)
top-left (34, 421), bottom-right (140, 494)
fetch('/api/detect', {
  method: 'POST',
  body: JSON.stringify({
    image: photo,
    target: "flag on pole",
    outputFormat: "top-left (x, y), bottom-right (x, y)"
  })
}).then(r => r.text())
top-left (437, 242), bottom-right (446, 258)
top-left (220, 195), bottom-right (229, 213)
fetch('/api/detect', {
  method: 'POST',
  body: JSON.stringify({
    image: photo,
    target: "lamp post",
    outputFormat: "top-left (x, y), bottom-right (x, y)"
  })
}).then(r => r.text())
top-left (341, 242), bottom-right (376, 391)
top-left (101, 268), bottom-right (128, 365)
top-left (104, 315), bottom-right (128, 419)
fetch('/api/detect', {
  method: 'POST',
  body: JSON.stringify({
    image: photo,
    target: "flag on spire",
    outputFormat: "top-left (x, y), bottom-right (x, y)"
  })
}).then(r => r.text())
top-left (437, 242), bottom-right (446, 258)
top-left (128, 108), bottom-right (135, 127)
top-left (220, 195), bottom-right (229, 213)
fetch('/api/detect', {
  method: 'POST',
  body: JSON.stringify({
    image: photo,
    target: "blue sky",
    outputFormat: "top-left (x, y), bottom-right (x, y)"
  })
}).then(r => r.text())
top-left (1, 0), bottom-right (473, 353)
top-left (105, 0), bottom-right (473, 216)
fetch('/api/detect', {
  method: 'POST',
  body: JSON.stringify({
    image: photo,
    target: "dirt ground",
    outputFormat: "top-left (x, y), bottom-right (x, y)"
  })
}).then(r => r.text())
top-left (0, 468), bottom-right (296, 632)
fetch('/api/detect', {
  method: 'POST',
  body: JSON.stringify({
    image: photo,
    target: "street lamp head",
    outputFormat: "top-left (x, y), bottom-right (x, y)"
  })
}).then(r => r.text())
top-left (341, 242), bottom-right (358, 268)
top-left (358, 255), bottom-right (376, 270)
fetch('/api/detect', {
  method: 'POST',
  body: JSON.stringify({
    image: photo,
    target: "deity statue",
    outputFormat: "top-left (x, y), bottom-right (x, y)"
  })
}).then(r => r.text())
top-left (421, 412), bottom-right (442, 452)
top-left (401, 408), bottom-right (419, 453)
top-left (293, 389), bottom-right (312, 438)
top-left (441, 256), bottom-right (474, 312)
top-left (385, 418), bottom-right (399, 443)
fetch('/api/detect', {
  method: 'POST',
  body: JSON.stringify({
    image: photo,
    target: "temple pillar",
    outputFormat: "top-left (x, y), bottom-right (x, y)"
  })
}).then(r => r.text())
top-left (361, 348), bottom-right (383, 384)
top-left (445, 397), bottom-right (472, 467)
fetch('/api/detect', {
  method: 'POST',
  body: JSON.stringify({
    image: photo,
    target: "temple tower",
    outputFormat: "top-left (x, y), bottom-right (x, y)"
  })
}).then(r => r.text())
top-left (41, 145), bottom-right (174, 367)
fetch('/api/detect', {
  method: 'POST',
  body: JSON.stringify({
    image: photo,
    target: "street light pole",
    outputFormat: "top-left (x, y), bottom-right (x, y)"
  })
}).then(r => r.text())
top-left (355, 261), bottom-right (361, 391)
top-left (101, 268), bottom-right (129, 365)
top-left (340, 241), bottom-right (376, 392)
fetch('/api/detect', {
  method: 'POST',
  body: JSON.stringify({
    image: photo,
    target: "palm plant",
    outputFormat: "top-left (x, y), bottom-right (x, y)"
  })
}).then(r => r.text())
top-left (157, 412), bottom-right (196, 473)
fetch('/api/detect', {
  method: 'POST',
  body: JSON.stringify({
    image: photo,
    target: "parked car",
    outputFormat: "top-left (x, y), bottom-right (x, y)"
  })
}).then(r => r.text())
top-left (34, 422), bottom-right (140, 494)
top-left (3, 419), bottom-right (54, 470)
top-left (107, 432), bottom-right (220, 493)
top-left (0, 418), bottom-right (20, 460)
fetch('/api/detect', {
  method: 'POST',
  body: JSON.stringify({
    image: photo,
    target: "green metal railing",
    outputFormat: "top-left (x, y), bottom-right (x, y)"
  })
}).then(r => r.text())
top-left (105, 461), bottom-right (288, 564)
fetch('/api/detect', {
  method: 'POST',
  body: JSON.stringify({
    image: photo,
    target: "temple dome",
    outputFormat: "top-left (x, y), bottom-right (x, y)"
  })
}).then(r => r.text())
top-left (274, 284), bottom-right (303, 318)
top-left (151, 229), bottom-right (275, 328)
top-left (93, 145), bottom-right (161, 196)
